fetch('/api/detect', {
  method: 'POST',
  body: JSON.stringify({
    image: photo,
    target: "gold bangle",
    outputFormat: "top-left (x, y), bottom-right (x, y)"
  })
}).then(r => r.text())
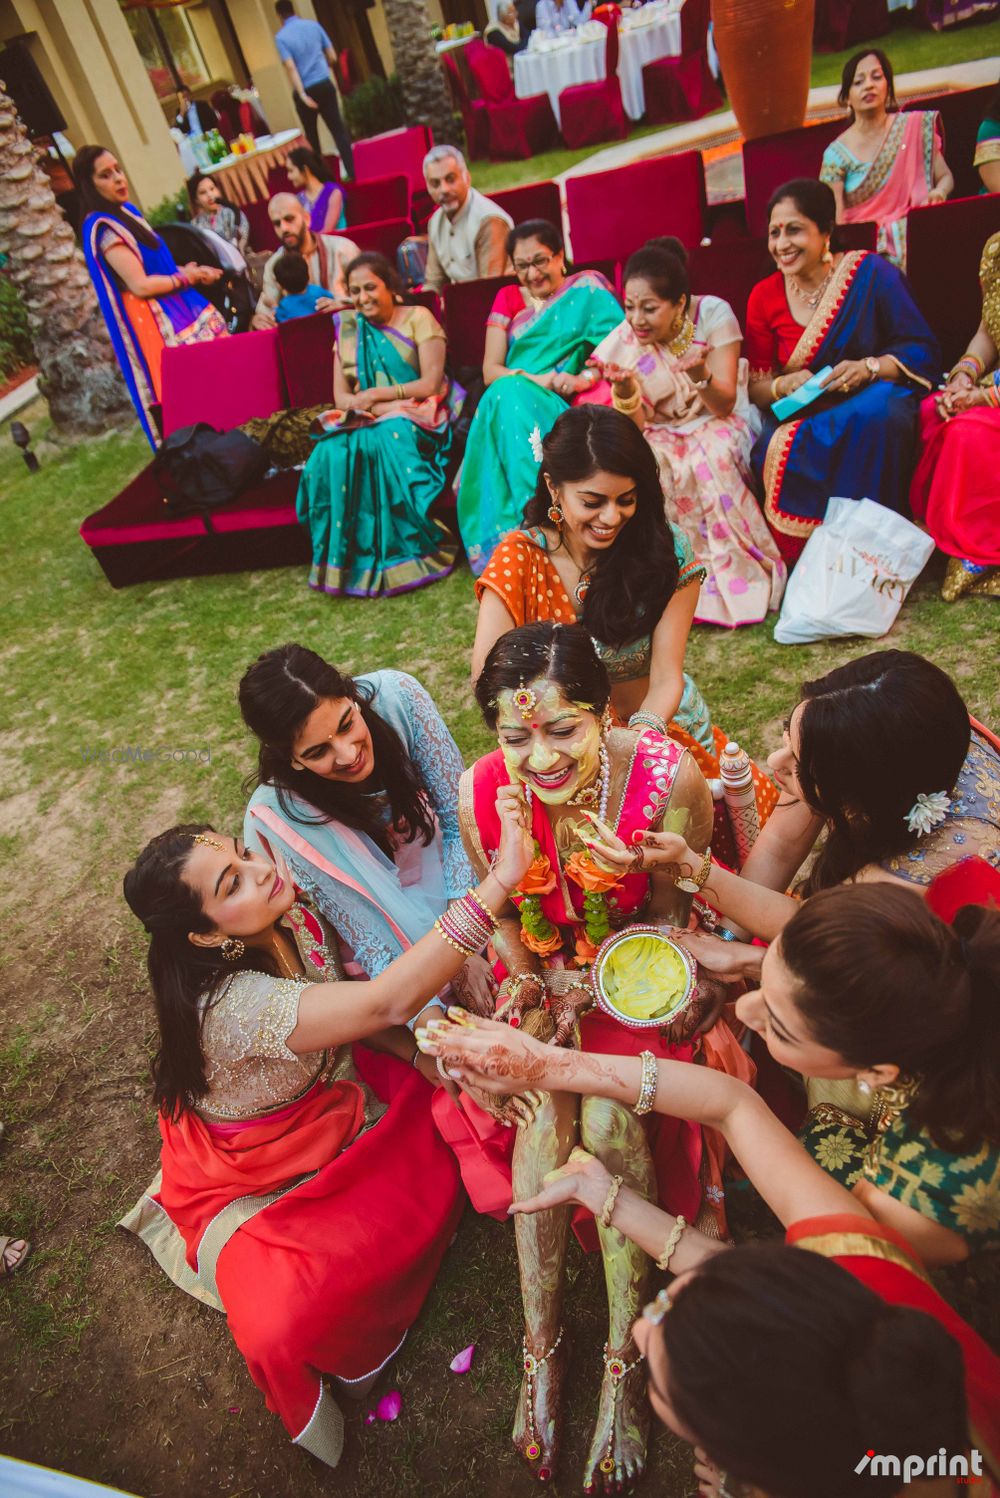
top-left (675, 846), bottom-right (712, 894)
top-left (612, 387), bottom-right (643, 415)
top-left (771, 376), bottom-right (784, 402)
top-left (600, 1173), bottom-right (624, 1229)
top-left (655, 1214), bottom-right (687, 1272)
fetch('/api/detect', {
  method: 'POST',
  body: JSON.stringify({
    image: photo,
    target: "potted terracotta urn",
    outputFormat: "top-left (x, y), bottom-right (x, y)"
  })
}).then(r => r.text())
top-left (711, 0), bottom-right (816, 141)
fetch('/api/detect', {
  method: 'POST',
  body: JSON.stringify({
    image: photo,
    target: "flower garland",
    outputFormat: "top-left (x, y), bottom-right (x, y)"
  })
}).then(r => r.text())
top-left (514, 844), bottom-right (623, 968)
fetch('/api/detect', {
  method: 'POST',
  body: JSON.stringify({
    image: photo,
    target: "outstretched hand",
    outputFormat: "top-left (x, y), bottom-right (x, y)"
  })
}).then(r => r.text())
top-left (509, 1146), bottom-right (611, 1217)
top-left (416, 1010), bottom-right (559, 1095)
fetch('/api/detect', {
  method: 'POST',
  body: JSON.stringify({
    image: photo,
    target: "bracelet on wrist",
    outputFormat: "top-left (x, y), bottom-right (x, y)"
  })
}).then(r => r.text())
top-left (655, 1214), bottom-right (687, 1272)
top-left (633, 1049), bottom-right (658, 1116)
top-left (628, 709), bottom-right (668, 737)
top-left (599, 1173), bottom-right (624, 1228)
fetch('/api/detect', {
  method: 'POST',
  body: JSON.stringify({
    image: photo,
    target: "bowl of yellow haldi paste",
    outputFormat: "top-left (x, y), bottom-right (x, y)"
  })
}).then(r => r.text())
top-left (591, 925), bottom-right (696, 1030)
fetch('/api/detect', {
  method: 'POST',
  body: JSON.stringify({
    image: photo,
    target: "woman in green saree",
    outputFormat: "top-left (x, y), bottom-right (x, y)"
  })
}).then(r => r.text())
top-left (296, 252), bottom-right (460, 599)
top-left (458, 218), bottom-right (622, 575)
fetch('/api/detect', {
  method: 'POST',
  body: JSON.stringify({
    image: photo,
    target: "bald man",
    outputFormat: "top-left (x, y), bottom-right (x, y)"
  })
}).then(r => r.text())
top-left (252, 193), bottom-right (359, 329)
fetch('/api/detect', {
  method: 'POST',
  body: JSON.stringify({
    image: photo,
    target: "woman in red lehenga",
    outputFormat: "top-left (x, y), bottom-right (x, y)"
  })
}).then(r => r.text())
top-left (119, 807), bottom-right (532, 1467)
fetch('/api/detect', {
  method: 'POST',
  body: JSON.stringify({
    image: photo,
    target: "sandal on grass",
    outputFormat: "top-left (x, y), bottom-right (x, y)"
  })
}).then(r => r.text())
top-left (0, 1236), bottom-right (31, 1278)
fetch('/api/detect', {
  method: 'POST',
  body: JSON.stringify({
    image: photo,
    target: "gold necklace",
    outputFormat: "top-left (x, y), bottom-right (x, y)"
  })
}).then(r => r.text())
top-left (667, 315), bottom-right (695, 358)
top-left (790, 265), bottom-right (834, 310)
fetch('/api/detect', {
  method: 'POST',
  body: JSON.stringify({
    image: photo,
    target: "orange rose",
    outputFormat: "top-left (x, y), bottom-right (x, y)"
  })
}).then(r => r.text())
top-left (518, 854), bottom-right (558, 896)
top-left (563, 849), bottom-right (621, 894)
top-left (574, 930), bottom-right (600, 965)
top-left (521, 927), bottom-right (564, 957)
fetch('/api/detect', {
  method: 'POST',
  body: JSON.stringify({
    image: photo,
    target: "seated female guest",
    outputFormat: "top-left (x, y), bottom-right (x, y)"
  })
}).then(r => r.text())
top-left (296, 252), bottom-right (459, 599)
top-left (286, 144), bottom-right (346, 234)
top-left (120, 802), bottom-right (531, 1466)
top-left (457, 218), bottom-right (621, 574)
top-left (975, 76), bottom-right (1000, 194)
top-left (910, 231), bottom-right (1000, 602)
top-left (593, 237), bottom-right (786, 628)
top-left (745, 178), bottom-right (939, 562)
top-left (820, 49), bottom-right (952, 270)
top-left (472, 406), bottom-right (779, 811)
top-left (486, 0), bottom-right (527, 53)
top-left (188, 172), bottom-right (250, 256)
top-left (76, 144), bottom-right (227, 449)
top-left (420, 1014), bottom-right (1000, 1495)
top-left (240, 645), bottom-right (496, 1015)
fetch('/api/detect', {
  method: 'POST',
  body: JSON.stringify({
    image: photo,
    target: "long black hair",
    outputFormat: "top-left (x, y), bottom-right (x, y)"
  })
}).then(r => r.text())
top-left (287, 144), bottom-right (331, 183)
top-left (660, 1244), bottom-right (967, 1498)
top-left (780, 883), bottom-right (1000, 1153)
top-left (123, 823), bottom-right (277, 1120)
top-left (522, 405), bottom-right (680, 649)
top-left (793, 650), bottom-right (970, 892)
top-left (766, 176), bottom-right (838, 238)
top-left (474, 621), bottom-right (611, 729)
top-left (239, 644), bottom-right (436, 855)
top-left (837, 47), bottom-right (899, 113)
top-left (73, 144), bottom-right (160, 247)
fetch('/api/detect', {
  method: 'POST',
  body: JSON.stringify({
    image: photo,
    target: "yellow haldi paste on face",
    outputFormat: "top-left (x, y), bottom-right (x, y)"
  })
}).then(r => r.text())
top-left (601, 935), bottom-right (691, 1022)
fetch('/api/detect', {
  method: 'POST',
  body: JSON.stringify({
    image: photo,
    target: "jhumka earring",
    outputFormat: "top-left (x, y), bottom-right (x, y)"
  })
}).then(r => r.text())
top-left (822, 241), bottom-right (834, 263)
top-left (546, 489), bottom-right (563, 529)
top-left (220, 936), bottom-right (246, 961)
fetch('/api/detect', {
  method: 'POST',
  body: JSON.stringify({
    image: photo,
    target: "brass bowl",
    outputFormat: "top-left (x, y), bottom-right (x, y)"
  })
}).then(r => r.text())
top-left (591, 924), bottom-right (696, 1031)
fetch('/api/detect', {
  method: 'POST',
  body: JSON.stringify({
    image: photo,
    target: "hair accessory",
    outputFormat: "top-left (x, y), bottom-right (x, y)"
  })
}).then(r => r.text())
top-left (220, 936), bottom-right (245, 962)
top-left (529, 425), bottom-right (544, 463)
top-left (904, 790), bottom-right (951, 837)
top-left (512, 684), bottom-right (539, 719)
top-left (599, 1173), bottom-right (624, 1228)
top-left (633, 1049), bottom-right (658, 1115)
top-left (642, 1286), bottom-right (672, 1325)
top-left (521, 1327), bottom-right (564, 1462)
top-left (191, 834), bottom-right (223, 850)
top-left (655, 1214), bottom-right (687, 1272)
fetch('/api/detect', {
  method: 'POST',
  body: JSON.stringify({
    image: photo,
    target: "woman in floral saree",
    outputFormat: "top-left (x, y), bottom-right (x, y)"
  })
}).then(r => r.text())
top-left (819, 49), bottom-right (952, 271)
top-left (77, 144), bottom-right (228, 448)
top-left (745, 178), bottom-right (939, 562)
top-left (457, 218), bottom-right (622, 574)
top-left (296, 253), bottom-right (459, 598)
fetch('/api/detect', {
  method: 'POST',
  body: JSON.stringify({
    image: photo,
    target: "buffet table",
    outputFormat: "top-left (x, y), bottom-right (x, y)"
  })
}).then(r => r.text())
top-left (204, 128), bottom-right (306, 206)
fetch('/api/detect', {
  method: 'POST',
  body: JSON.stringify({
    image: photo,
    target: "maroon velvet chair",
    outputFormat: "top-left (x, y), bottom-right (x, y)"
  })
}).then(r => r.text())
top-left (491, 179), bottom-right (563, 231)
top-left (353, 125), bottom-right (433, 198)
top-left (442, 274), bottom-right (516, 369)
top-left (348, 216), bottom-right (414, 258)
top-left (813, 0), bottom-right (888, 52)
top-left (442, 51), bottom-right (491, 161)
top-left (906, 193), bottom-right (1000, 370)
top-left (641, 0), bottom-right (721, 125)
top-left (558, 22), bottom-right (628, 149)
top-left (243, 197), bottom-right (279, 253)
top-left (837, 220), bottom-right (878, 251)
top-left (160, 328), bottom-right (286, 437)
top-left (565, 150), bottom-right (706, 262)
top-left (277, 310), bottom-right (335, 409)
top-left (742, 117), bottom-right (845, 237)
top-left (905, 84), bottom-right (993, 202)
top-left (266, 163), bottom-right (293, 197)
top-left (321, 155), bottom-right (344, 182)
top-left (404, 289), bottom-right (443, 321)
top-left (344, 173), bottom-right (409, 226)
top-left (687, 237), bottom-right (772, 328)
top-left (462, 39), bottom-right (559, 161)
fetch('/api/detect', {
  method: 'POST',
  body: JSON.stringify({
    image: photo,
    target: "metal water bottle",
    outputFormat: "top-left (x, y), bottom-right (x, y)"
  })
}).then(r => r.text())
top-left (719, 741), bottom-right (759, 868)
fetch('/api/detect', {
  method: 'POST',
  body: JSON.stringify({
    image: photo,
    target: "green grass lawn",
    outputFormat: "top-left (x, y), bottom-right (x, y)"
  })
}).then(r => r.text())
top-left (0, 373), bottom-right (997, 1498)
top-left (471, 17), bottom-right (1000, 192)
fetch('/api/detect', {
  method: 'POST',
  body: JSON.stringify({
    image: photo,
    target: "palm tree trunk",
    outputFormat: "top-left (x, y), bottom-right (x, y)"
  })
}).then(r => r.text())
top-left (381, 0), bottom-right (457, 145)
top-left (0, 83), bottom-right (133, 435)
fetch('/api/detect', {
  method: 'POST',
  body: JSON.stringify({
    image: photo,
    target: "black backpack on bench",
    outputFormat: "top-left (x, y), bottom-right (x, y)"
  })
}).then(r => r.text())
top-left (152, 423), bottom-right (269, 521)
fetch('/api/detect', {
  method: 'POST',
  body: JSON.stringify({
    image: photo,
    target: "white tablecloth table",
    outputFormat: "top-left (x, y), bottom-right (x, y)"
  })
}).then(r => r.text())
top-left (203, 128), bottom-right (305, 206)
top-left (513, 3), bottom-right (682, 125)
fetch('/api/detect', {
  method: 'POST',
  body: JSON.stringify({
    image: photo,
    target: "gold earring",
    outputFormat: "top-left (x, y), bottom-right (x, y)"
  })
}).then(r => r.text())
top-left (822, 242), bottom-right (834, 264)
top-left (546, 487), bottom-right (563, 528)
top-left (221, 936), bottom-right (245, 961)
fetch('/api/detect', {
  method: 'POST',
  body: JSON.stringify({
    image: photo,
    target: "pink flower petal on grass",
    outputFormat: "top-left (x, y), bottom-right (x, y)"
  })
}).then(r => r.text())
top-left (376, 1391), bottom-right (403, 1421)
top-left (364, 1410), bottom-right (377, 1425)
top-left (449, 1344), bottom-right (476, 1374)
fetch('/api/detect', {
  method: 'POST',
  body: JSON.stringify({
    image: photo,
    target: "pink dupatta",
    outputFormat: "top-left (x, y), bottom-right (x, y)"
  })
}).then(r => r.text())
top-left (840, 110), bottom-right (941, 267)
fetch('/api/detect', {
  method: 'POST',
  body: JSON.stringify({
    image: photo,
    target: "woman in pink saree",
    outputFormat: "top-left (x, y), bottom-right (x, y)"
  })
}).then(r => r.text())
top-left (820, 49), bottom-right (953, 271)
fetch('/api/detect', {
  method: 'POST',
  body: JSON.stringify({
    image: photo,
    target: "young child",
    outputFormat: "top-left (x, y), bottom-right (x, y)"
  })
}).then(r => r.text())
top-left (273, 251), bottom-right (329, 322)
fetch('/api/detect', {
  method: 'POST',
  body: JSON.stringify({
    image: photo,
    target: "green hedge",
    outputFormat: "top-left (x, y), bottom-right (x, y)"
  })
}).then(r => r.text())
top-left (0, 274), bottom-right (34, 383)
top-left (344, 74), bottom-right (406, 142)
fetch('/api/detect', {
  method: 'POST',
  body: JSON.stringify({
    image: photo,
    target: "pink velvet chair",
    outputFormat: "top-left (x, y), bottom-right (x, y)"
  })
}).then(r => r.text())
top-left (558, 22), bottom-right (628, 148)
top-left (491, 179), bottom-right (563, 232)
top-left (687, 237), bottom-right (772, 329)
top-left (442, 274), bottom-right (517, 369)
top-left (463, 39), bottom-right (559, 161)
top-left (742, 117), bottom-right (845, 237)
top-left (243, 197), bottom-right (279, 253)
top-left (353, 126), bottom-right (433, 198)
top-left (906, 193), bottom-right (1000, 370)
top-left (348, 216), bottom-right (414, 259)
top-left (277, 311), bottom-right (335, 409)
top-left (442, 51), bottom-right (491, 161)
top-left (565, 149), bottom-right (706, 262)
top-left (344, 174), bottom-right (409, 226)
top-left (160, 328), bottom-right (286, 437)
top-left (641, 0), bottom-right (721, 124)
top-left (813, 0), bottom-right (888, 52)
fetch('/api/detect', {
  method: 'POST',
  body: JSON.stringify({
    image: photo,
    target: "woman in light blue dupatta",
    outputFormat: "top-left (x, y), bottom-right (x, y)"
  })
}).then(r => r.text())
top-left (458, 218), bottom-right (622, 575)
top-left (240, 646), bottom-right (497, 1016)
top-left (296, 252), bottom-right (460, 599)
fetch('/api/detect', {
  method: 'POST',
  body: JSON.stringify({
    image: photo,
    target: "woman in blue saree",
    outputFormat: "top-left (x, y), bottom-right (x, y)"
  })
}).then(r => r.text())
top-left (240, 644), bottom-right (496, 1018)
top-left (296, 252), bottom-right (459, 599)
top-left (744, 178), bottom-right (940, 561)
top-left (457, 218), bottom-right (622, 575)
top-left (76, 145), bottom-right (228, 449)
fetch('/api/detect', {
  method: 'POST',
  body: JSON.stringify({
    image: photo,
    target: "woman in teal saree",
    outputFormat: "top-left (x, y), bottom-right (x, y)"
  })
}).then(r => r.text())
top-left (457, 218), bottom-right (622, 575)
top-left (297, 253), bottom-right (459, 599)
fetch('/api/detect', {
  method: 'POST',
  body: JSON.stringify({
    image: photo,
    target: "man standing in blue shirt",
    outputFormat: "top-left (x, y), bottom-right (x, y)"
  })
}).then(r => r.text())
top-left (274, 0), bottom-right (355, 177)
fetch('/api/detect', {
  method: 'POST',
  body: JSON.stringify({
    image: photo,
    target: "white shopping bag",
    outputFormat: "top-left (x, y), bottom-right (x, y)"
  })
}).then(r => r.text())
top-left (774, 497), bottom-right (935, 645)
